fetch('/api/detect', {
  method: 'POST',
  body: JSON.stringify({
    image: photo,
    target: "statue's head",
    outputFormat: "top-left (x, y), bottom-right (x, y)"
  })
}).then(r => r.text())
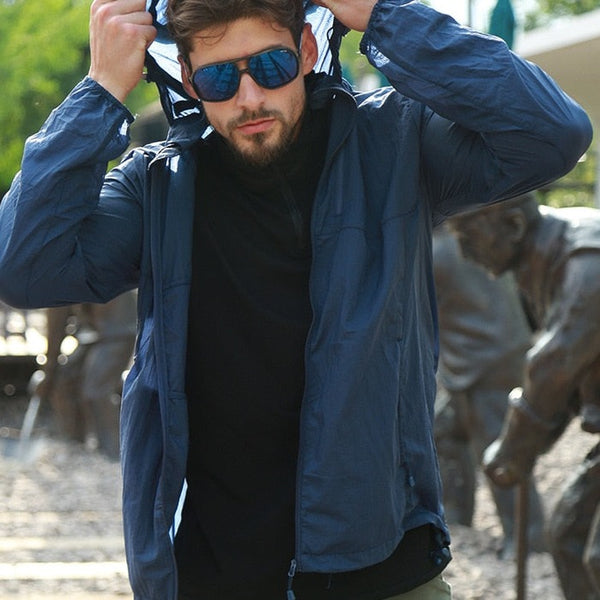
top-left (448, 193), bottom-right (540, 276)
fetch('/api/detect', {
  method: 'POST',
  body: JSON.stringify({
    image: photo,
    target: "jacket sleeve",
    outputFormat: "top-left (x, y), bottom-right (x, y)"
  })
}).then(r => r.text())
top-left (0, 78), bottom-right (145, 309)
top-left (360, 0), bottom-right (593, 218)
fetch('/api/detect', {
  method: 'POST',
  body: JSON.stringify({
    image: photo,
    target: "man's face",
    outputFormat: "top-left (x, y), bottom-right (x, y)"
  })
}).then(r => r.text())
top-left (182, 17), bottom-right (317, 167)
top-left (449, 207), bottom-right (519, 276)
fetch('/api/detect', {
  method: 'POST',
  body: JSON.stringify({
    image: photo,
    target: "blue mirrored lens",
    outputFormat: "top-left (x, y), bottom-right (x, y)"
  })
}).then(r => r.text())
top-left (191, 48), bottom-right (299, 102)
top-left (192, 62), bottom-right (240, 102)
top-left (248, 49), bottom-right (299, 89)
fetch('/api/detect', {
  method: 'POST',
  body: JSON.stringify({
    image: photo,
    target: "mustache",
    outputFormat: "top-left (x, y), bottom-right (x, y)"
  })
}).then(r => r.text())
top-left (228, 109), bottom-right (282, 130)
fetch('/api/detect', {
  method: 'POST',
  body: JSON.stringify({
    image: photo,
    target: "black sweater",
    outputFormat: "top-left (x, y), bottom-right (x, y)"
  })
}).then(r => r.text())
top-left (177, 103), bottom-right (449, 599)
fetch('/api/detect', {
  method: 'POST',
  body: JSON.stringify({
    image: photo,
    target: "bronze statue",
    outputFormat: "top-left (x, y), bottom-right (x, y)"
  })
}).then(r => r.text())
top-left (35, 291), bottom-right (137, 460)
top-left (432, 223), bottom-right (545, 558)
top-left (449, 194), bottom-right (600, 600)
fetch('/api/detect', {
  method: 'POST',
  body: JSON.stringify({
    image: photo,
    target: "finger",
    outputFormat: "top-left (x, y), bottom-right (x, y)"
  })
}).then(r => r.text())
top-left (92, 0), bottom-right (148, 10)
top-left (91, 0), bottom-right (150, 21)
top-left (117, 11), bottom-right (155, 28)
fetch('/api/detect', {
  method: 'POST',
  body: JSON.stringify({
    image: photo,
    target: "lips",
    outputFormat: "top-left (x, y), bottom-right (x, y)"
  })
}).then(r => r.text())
top-left (237, 118), bottom-right (275, 135)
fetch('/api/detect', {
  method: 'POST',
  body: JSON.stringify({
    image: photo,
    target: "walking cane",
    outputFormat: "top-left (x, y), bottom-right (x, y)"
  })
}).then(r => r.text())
top-left (16, 370), bottom-right (45, 462)
top-left (515, 477), bottom-right (530, 600)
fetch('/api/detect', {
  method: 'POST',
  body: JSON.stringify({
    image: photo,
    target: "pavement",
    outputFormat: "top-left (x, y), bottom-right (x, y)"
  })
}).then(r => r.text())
top-left (0, 404), bottom-right (132, 599)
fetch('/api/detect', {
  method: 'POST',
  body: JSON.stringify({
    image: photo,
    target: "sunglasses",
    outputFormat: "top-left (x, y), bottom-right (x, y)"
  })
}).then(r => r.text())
top-left (189, 47), bottom-right (300, 103)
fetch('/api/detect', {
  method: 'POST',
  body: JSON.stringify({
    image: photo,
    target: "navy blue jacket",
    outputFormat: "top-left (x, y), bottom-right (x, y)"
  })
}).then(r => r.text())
top-left (0, 0), bottom-right (592, 598)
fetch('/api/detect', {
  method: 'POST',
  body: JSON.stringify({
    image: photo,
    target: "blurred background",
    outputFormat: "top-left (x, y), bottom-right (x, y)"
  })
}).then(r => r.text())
top-left (0, 1), bottom-right (597, 598)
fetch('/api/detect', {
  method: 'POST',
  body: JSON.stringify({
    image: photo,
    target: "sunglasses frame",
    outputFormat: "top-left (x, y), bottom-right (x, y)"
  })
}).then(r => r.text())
top-left (188, 45), bottom-right (301, 103)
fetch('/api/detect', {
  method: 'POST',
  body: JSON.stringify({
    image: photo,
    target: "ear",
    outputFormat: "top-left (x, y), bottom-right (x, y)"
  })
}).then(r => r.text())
top-left (300, 23), bottom-right (318, 75)
top-left (503, 208), bottom-right (528, 243)
top-left (178, 55), bottom-right (199, 100)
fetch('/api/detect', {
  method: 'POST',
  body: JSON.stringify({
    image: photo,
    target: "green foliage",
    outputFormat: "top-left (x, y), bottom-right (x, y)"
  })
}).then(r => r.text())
top-left (339, 30), bottom-right (386, 89)
top-left (0, 0), bottom-right (157, 195)
top-left (539, 148), bottom-right (597, 208)
top-left (543, 0), bottom-right (600, 14)
top-left (0, 0), bottom-right (87, 191)
top-left (524, 0), bottom-right (600, 30)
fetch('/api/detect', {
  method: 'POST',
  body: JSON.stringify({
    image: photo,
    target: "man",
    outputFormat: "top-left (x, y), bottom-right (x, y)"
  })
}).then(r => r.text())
top-left (449, 194), bottom-right (600, 600)
top-left (432, 223), bottom-right (545, 558)
top-left (0, 0), bottom-right (592, 598)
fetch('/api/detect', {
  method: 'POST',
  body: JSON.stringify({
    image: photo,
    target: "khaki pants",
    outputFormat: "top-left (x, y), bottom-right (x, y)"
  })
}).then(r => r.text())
top-left (385, 575), bottom-right (452, 599)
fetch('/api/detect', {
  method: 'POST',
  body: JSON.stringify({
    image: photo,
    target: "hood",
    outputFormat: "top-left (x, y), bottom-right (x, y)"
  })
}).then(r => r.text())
top-left (144, 0), bottom-right (346, 125)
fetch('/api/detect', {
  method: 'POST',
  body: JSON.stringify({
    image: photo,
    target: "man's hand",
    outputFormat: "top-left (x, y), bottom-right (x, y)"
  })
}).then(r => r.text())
top-left (88, 0), bottom-right (157, 104)
top-left (312, 0), bottom-right (377, 32)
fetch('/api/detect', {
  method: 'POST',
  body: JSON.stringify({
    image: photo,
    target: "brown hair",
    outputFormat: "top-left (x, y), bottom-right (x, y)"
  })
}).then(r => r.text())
top-left (167, 0), bottom-right (305, 60)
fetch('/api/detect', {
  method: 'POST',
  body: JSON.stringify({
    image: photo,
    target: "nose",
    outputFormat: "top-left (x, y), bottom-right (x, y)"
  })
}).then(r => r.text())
top-left (235, 71), bottom-right (266, 110)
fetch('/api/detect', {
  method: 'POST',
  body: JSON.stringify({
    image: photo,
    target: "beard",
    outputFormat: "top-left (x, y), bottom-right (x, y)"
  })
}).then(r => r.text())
top-left (223, 108), bottom-right (303, 168)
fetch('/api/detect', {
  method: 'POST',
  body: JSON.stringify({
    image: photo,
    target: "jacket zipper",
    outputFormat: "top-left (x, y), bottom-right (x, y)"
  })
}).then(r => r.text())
top-left (292, 91), bottom-right (355, 582)
top-left (286, 558), bottom-right (297, 600)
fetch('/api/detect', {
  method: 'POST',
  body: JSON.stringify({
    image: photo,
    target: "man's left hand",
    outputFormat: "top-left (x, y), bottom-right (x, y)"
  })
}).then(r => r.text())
top-left (312, 0), bottom-right (377, 32)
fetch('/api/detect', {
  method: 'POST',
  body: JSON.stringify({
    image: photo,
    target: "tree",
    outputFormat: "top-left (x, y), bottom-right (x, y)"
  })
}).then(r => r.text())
top-left (538, 149), bottom-right (596, 208)
top-left (0, 0), bottom-right (157, 195)
top-left (339, 30), bottom-right (388, 90)
top-left (524, 0), bottom-right (600, 29)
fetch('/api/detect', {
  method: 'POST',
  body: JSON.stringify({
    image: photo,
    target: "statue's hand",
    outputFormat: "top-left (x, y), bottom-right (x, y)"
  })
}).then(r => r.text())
top-left (483, 438), bottom-right (524, 488)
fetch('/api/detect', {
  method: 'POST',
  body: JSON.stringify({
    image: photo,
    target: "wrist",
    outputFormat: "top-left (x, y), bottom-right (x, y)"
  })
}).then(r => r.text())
top-left (87, 70), bottom-right (130, 105)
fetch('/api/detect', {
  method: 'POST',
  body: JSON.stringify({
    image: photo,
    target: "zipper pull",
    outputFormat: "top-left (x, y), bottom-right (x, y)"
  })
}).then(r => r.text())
top-left (286, 558), bottom-right (297, 600)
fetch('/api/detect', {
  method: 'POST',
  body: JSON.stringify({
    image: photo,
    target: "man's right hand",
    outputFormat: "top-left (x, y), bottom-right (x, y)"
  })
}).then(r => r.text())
top-left (88, 0), bottom-right (157, 104)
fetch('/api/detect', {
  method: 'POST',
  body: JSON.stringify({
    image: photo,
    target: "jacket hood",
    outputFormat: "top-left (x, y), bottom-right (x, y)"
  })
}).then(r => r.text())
top-left (144, 0), bottom-right (347, 125)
